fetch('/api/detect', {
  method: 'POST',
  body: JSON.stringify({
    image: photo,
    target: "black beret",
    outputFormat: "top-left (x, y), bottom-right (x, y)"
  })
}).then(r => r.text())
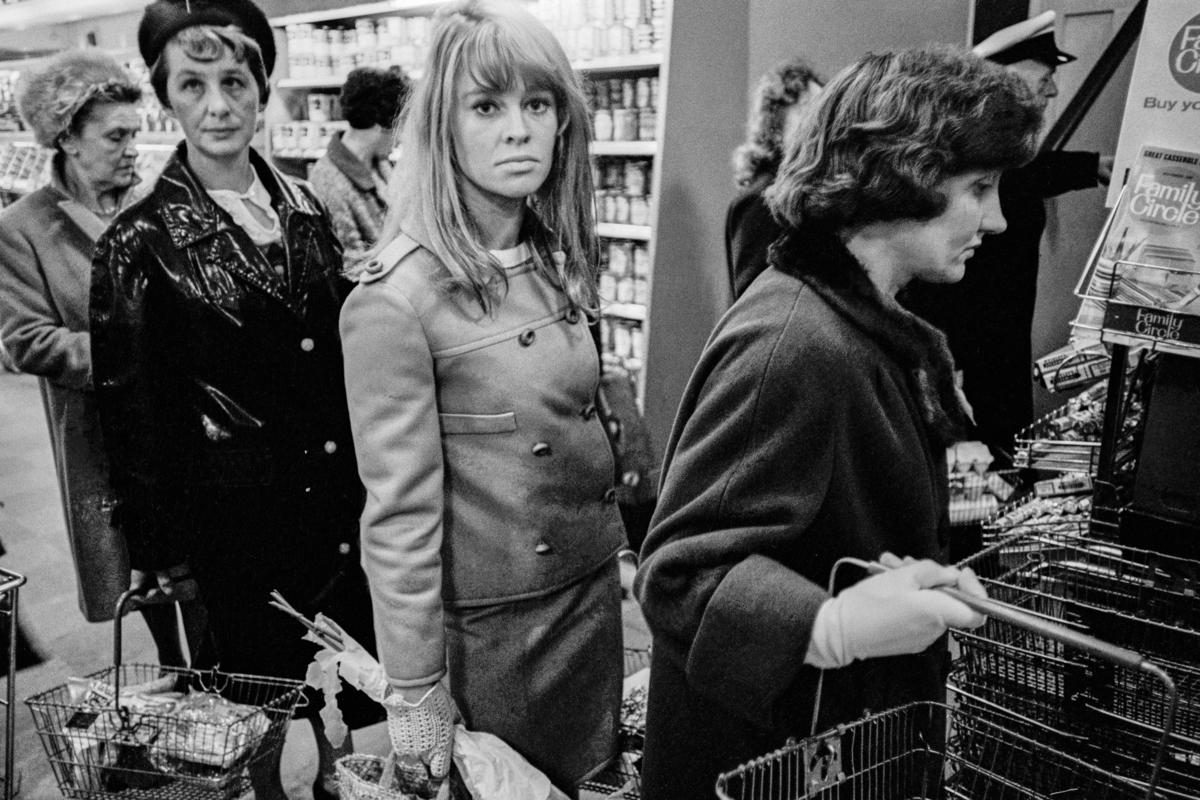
top-left (138, 0), bottom-right (276, 76)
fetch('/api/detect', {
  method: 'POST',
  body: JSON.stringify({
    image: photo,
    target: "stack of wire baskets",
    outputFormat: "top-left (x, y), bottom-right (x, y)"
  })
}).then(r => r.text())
top-left (714, 511), bottom-right (1190, 799)
top-left (951, 517), bottom-right (1199, 798)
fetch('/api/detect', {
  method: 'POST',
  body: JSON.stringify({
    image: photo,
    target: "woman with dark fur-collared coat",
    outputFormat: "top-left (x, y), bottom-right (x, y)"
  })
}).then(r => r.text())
top-left (90, 2), bottom-right (380, 797)
top-left (634, 45), bottom-right (1044, 800)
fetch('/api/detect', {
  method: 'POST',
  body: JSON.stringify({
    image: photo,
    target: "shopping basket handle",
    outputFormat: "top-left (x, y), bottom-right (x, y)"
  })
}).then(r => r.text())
top-left (110, 585), bottom-right (189, 709)
top-left (936, 583), bottom-right (1179, 799)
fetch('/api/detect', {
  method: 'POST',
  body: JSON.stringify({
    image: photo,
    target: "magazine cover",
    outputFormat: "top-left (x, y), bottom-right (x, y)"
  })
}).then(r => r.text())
top-left (1071, 145), bottom-right (1200, 342)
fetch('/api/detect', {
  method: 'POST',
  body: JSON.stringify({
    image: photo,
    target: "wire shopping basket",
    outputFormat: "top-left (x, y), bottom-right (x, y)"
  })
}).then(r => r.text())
top-left (0, 568), bottom-right (26, 800)
top-left (954, 525), bottom-right (1200, 797)
top-left (578, 646), bottom-right (651, 800)
top-left (716, 573), bottom-right (1180, 800)
top-left (26, 588), bottom-right (305, 800)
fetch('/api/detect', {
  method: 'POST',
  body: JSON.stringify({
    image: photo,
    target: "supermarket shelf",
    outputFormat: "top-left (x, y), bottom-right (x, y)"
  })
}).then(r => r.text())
top-left (597, 223), bottom-right (651, 241)
top-left (278, 71), bottom-right (424, 90)
top-left (0, 0), bottom-right (145, 30)
top-left (0, 130), bottom-right (181, 146)
top-left (269, 0), bottom-right (447, 28)
top-left (590, 141), bottom-right (657, 157)
top-left (277, 76), bottom-right (345, 90)
top-left (604, 303), bottom-right (647, 322)
top-left (573, 53), bottom-right (663, 74)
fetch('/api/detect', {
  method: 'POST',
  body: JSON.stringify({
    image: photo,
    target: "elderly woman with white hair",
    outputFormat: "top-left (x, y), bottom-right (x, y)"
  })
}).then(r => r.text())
top-left (0, 49), bottom-right (203, 667)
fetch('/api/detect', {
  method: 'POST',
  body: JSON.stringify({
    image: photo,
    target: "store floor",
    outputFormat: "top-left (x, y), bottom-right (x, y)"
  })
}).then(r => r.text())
top-left (0, 370), bottom-right (650, 799)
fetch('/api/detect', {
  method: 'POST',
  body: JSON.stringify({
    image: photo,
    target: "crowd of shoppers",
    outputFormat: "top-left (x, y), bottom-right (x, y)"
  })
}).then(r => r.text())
top-left (0, 1), bottom-right (1100, 797)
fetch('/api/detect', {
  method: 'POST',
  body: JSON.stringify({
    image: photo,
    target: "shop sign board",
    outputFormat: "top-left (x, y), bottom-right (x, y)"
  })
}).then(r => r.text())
top-left (1103, 300), bottom-right (1200, 357)
top-left (1108, 0), bottom-right (1200, 206)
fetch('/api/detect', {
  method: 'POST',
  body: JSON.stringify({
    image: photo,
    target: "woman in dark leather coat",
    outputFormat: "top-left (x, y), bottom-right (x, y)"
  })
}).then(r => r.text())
top-left (89, 2), bottom-right (379, 797)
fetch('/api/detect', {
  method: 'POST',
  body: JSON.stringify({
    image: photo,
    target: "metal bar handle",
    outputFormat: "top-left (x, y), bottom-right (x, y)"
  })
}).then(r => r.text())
top-left (110, 586), bottom-right (178, 712)
top-left (939, 583), bottom-right (1179, 799)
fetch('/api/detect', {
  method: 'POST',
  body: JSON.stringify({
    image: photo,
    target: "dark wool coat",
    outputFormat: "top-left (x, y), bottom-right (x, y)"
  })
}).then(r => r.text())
top-left (633, 224), bottom-right (967, 800)
top-left (89, 145), bottom-right (381, 726)
top-left (903, 150), bottom-right (1101, 455)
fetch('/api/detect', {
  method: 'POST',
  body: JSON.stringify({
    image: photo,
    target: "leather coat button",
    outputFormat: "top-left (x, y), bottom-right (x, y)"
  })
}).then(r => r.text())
top-left (338, 542), bottom-right (352, 555)
top-left (532, 442), bottom-right (552, 457)
top-left (565, 308), bottom-right (580, 324)
top-left (603, 488), bottom-right (617, 504)
top-left (518, 329), bottom-right (536, 347)
top-left (300, 337), bottom-right (315, 352)
top-left (323, 440), bottom-right (338, 454)
top-left (534, 541), bottom-right (553, 555)
top-left (580, 403), bottom-right (597, 420)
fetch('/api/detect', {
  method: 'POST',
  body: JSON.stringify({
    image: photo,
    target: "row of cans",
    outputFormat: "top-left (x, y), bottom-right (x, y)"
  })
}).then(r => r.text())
top-left (599, 316), bottom-right (647, 366)
top-left (595, 158), bottom-right (651, 196)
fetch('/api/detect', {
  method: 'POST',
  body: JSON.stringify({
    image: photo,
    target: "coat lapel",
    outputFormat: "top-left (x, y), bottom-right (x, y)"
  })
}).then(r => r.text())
top-left (153, 144), bottom-right (323, 317)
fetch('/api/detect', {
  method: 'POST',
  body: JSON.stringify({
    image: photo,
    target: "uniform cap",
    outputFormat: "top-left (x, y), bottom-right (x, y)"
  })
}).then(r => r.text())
top-left (138, 0), bottom-right (276, 75)
top-left (972, 10), bottom-right (1076, 66)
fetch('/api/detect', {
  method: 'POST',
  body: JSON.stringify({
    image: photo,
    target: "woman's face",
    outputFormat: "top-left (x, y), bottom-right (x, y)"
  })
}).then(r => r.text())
top-left (452, 74), bottom-right (558, 218)
top-left (899, 169), bottom-right (1006, 285)
top-left (163, 41), bottom-right (261, 163)
top-left (60, 102), bottom-right (140, 194)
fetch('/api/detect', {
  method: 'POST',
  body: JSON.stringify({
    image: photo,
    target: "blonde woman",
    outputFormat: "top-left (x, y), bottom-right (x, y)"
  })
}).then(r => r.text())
top-left (341, 0), bottom-right (625, 792)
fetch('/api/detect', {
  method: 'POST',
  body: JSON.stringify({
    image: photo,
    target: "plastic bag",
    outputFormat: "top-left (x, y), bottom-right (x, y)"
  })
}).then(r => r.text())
top-left (452, 727), bottom-right (570, 800)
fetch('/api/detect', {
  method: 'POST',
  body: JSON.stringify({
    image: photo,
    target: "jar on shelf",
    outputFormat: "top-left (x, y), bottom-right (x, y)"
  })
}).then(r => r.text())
top-left (624, 160), bottom-right (648, 196)
top-left (593, 109), bottom-right (613, 141)
top-left (629, 195), bottom-right (649, 226)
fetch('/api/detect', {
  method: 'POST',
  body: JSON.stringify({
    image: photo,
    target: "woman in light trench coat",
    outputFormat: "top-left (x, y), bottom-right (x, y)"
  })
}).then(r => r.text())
top-left (340, 1), bottom-right (627, 793)
top-left (0, 50), bottom-right (204, 662)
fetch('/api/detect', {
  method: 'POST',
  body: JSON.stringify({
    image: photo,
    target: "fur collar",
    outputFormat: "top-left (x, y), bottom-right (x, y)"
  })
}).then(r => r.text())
top-left (768, 225), bottom-right (970, 447)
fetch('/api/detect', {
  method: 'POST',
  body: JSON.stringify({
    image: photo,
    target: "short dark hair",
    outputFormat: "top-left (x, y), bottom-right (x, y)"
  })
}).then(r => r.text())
top-left (732, 57), bottom-right (822, 188)
top-left (767, 45), bottom-right (1042, 230)
top-left (340, 66), bottom-right (411, 130)
top-left (149, 24), bottom-right (269, 109)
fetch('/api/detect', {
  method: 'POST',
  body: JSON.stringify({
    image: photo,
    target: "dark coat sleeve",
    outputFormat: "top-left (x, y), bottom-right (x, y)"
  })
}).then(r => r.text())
top-left (634, 287), bottom-right (841, 725)
top-left (1015, 150), bottom-right (1100, 199)
top-left (89, 222), bottom-right (187, 570)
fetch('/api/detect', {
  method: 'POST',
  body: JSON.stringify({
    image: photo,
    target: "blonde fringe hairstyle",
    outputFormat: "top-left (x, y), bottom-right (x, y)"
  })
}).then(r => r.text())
top-left (363, 0), bottom-right (599, 316)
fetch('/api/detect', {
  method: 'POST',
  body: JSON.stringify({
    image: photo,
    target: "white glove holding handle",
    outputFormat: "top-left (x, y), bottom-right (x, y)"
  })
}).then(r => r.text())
top-left (805, 553), bottom-right (988, 669)
top-left (383, 682), bottom-right (456, 780)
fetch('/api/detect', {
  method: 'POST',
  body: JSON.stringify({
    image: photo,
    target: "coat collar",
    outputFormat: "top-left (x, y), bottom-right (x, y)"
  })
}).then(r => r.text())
top-left (48, 153), bottom-right (140, 243)
top-left (769, 224), bottom-right (970, 446)
top-left (155, 141), bottom-right (321, 251)
top-left (325, 132), bottom-right (381, 193)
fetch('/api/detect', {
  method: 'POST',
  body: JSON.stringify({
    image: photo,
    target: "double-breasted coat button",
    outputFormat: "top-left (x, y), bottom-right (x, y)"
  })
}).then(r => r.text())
top-left (580, 403), bottom-right (597, 420)
top-left (532, 442), bottom-right (552, 457)
top-left (364, 259), bottom-right (383, 273)
top-left (300, 337), bottom-right (315, 352)
top-left (534, 541), bottom-right (553, 554)
top-left (518, 329), bottom-right (536, 347)
top-left (603, 488), bottom-right (617, 504)
top-left (273, 264), bottom-right (286, 277)
top-left (323, 440), bottom-right (338, 454)
top-left (338, 542), bottom-right (352, 555)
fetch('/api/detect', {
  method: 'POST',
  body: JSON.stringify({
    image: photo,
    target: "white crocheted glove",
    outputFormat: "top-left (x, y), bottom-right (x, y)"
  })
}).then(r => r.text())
top-left (383, 683), bottom-right (456, 780)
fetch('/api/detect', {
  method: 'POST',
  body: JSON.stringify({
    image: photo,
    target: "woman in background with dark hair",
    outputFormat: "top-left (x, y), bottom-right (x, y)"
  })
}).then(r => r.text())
top-left (310, 65), bottom-right (411, 264)
top-left (90, 2), bottom-right (381, 796)
top-left (725, 56), bottom-right (822, 299)
top-left (635, 45), bottom-right (1043, 800)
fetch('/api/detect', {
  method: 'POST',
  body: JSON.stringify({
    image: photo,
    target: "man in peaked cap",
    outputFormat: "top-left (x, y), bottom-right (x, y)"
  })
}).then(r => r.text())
top-left (903, 10), bottom-right (1112, 474)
